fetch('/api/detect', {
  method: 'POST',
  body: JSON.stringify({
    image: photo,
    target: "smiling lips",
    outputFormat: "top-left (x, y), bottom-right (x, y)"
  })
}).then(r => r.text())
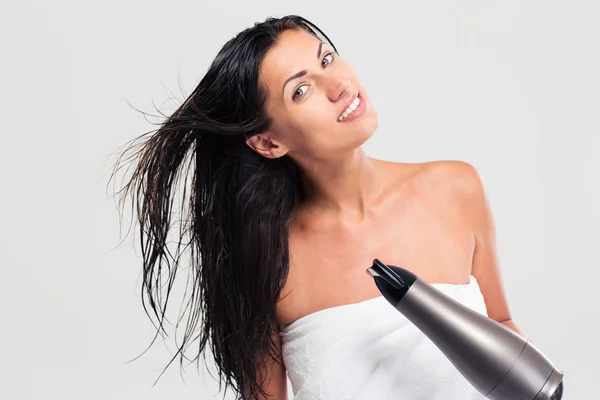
top-left (337, 93), bottom-right (365, 122)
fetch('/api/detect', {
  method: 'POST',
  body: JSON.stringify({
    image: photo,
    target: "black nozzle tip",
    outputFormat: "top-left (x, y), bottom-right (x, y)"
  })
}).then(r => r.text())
top-left (367, 259), bottom-right (405, 289)
top-left (367, 259), bottom-right (418, 306)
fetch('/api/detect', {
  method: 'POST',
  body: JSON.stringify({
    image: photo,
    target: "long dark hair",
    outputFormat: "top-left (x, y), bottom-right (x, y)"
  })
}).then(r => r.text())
top-left (109, 15), bottom-right (337, 399)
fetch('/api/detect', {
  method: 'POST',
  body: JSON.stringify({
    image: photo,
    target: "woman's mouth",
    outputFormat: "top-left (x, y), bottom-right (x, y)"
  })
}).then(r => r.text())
top-left (337, 93), bottom-right (366, 122)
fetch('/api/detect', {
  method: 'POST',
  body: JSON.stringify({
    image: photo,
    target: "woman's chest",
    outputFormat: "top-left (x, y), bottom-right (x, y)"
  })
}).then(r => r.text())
top-left (277, 201), bottom-right (475, 325)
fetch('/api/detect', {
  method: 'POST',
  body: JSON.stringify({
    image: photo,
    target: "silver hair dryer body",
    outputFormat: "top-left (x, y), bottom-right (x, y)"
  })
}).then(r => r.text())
top-left (367, 259), bottom-right (564, 400)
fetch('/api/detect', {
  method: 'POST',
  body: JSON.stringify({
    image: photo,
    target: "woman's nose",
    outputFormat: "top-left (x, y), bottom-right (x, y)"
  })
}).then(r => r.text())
top-left (326, 77), bottom-right (351, 102)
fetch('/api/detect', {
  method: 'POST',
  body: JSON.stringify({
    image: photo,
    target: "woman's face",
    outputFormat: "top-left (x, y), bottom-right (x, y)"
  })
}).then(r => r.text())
top-left (252, 28), bottom-right (379, 161)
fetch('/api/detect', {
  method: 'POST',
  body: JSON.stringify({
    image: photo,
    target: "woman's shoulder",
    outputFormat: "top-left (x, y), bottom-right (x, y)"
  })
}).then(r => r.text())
top-left (386, 159), bottom-right (482, 193)
top-left (383, 158), bottom-right (478, 180)
top-left (382, 159), bottom-right (485, 212)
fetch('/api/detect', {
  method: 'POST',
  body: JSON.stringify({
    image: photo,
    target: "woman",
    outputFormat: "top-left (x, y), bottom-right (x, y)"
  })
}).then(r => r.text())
top-left (113, 15), bottom-right (521, 400)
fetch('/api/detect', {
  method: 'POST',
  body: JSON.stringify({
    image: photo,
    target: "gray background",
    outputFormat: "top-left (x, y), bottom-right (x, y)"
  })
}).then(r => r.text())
top-left (1, 0), bottom-right (597, 398)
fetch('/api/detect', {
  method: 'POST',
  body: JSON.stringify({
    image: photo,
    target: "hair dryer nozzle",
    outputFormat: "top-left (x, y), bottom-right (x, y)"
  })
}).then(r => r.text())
top-left (367, 259), bottom-right (417, 306)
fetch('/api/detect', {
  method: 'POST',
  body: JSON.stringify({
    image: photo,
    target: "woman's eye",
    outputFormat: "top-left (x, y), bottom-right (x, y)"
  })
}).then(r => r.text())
top-left (321, 53), bottom-right (335, 68)
top-left (291, 53), bottom-right (335, 101)
top-left (292, 85), bottom-right (308, 100)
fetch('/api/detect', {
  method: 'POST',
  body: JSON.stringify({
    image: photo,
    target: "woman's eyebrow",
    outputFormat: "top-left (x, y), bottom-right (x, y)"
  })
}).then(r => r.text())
top-left (282, 42), bottom-right (326, 95)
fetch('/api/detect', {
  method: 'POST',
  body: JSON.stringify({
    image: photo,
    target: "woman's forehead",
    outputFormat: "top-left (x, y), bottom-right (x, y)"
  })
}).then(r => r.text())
top-left (259, 30), bottom-right (330, 95)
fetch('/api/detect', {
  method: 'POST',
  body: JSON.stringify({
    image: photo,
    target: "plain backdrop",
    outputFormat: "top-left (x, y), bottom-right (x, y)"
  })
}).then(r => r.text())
top-left (1, 0), bottom-right (598, 398)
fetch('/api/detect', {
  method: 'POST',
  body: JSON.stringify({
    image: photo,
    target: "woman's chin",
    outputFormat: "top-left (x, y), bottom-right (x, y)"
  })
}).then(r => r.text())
top-left (347, 126), bottom-right (377, 151)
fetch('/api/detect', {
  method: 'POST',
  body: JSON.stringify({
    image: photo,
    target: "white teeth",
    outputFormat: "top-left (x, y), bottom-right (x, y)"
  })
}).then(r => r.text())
top-left (338, 96), bottom-right (361, 121)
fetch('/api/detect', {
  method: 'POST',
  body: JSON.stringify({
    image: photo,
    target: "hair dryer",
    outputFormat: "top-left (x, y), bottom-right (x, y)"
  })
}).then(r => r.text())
top-left (366, 259), bottom-right (564, 400)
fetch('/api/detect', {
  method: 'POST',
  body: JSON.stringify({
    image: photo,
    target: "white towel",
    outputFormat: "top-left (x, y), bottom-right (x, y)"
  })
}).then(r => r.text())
top-left (279, 277), bottom-right (490, 400)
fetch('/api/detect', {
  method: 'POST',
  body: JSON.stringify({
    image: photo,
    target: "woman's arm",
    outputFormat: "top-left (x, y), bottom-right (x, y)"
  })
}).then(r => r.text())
top-left (454, 162), bottom-right (524, 336)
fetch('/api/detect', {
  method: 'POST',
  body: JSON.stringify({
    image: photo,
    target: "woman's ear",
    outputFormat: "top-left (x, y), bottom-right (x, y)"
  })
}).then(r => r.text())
top-left (245, 133), bottom-right (289, 159)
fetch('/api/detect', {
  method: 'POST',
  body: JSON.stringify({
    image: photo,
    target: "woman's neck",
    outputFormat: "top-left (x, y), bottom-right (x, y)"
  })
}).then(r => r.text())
top-left (299, 148), bottom-right (386, 220)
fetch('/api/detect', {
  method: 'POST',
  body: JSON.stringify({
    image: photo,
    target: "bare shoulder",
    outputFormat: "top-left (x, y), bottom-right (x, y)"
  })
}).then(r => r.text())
top-left (410, 160), bottom-right (482, 191)
top-left (393, 160), bottom-right (485, 205)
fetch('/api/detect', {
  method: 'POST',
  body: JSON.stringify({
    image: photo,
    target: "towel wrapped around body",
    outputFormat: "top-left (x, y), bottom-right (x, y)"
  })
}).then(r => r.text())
top-left (279, 277), bottom-right (489, 400)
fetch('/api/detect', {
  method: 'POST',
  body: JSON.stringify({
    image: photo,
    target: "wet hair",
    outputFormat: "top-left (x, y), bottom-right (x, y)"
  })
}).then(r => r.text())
top-left (110, 15), bottom-right (337, 399)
